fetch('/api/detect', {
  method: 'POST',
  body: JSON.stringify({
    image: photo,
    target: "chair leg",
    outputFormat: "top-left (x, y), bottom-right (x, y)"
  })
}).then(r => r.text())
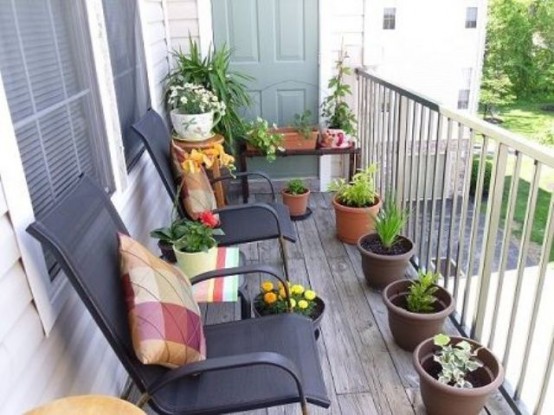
top-left (279, 236), bottom-right (290, 282)
top-left (238, 285), bottom-right (251, 319)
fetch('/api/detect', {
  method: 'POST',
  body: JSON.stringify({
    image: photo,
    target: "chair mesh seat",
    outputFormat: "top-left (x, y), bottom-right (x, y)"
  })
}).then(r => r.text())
top-left (150, 314), bottom-right (329, 415)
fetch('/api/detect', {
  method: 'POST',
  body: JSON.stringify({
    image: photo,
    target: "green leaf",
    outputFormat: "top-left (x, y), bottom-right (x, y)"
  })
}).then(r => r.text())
top-left (434, 333), bottom-right (451, 347)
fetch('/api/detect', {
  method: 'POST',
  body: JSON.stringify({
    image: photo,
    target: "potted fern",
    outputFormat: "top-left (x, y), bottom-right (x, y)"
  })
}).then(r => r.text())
top-left (382, 270), bottom-right (454, 351)
top-left (357, 198), bottom-right (414, 288)
top-left (281, 178), bottom-right (310, 218)
top-left (414, 334), bottom-right (504, 415)
top-left (328, 165), bottom-right (381, 244)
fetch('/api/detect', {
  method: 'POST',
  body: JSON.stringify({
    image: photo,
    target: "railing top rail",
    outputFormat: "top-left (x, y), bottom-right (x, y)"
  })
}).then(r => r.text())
top-left (356, 68), bottom-right (554, 168)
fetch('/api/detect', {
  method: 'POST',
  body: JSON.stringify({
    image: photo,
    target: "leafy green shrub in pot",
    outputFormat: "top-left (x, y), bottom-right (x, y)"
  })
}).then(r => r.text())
top-left (281, 178), bottom-right (310, 217)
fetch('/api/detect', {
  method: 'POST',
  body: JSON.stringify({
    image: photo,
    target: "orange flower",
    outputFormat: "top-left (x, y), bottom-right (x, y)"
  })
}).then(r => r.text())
top-left (264, 292), bottom-right (277, 304)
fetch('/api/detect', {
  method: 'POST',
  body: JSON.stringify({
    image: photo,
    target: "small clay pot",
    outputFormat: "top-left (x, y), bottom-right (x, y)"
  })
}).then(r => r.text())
top-left (383, 279), bottom-right (454, 351)
top-left (414, 336), bottom-right (504, 415)
top-left (281, 189), bottom-right (310, 217)
top-left (332, 196), bottom-right (381, 245)
top-left (357, 233), bottom-right (414, 289)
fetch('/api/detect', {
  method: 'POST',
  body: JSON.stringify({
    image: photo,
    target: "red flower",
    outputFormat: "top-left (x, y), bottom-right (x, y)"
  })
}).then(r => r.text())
top-left (199, 211), bottom-right (219, 228)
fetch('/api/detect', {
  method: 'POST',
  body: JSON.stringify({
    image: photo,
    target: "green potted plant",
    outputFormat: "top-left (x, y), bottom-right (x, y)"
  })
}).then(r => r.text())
top-left (272, 110), bottom-right (318, 150)
top-left (357, 198), bottom-right (414, 288)
top-left (414, 334), bottom-right (504, 415)
top-left (281, 178), bottom-right (310, 217)
top-left (171, 211), bottom-right (224, 278)
top-left (167, 83), bottom-right (226, 141)
top-left (149, 218), bottom-right (190, 263)
top-left (254, 280), bottom-right (325, 338)
top-left (245, 117), bottom-right (284, 162)
top-left (166, 38), bottom-right (253, 147)
top-left (320, 50), bottom-right (357, 148)
top-left (328, 165), bottom-right (381, 244)
top-left (383, 270), bottom-right (454, 351)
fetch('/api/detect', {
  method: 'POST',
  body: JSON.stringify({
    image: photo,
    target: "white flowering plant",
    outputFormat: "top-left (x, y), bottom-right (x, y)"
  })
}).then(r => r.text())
top-left (167, 82), bottom-right (226, 115)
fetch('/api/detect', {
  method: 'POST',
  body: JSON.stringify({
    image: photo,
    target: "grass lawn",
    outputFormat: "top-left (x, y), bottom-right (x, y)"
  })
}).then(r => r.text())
top-left (494, 101), bottom-right (554, 145)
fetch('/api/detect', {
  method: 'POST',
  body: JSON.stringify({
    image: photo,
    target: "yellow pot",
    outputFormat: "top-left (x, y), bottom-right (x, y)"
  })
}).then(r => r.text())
top-left (173, 246), bottom-right (218, 279)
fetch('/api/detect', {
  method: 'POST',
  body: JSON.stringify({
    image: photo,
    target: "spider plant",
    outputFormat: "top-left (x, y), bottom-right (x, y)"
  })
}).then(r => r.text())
top-left (374, 197), bottom-right (409, 249)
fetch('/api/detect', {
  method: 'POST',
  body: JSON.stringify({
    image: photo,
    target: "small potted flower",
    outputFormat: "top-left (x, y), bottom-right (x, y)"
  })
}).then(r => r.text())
top-left (281, 178), bottom-right (310, 218)
top-left (383, 270), bottom-right (454, 351)
top-left (254, 281), bottom-right (325, 337)
top-left (245, 117), bottom-right (284, 162)
top-left (167, 82), bottom-right (226, 141)
top-left (414, 334), bottom-right (504, 415)
top-left (172, 211), bottom-right (224, 278)
top-left (328, 165), bottom-right (381, 244)
top-left (149, 218), bottom-right (190, 263)
top-left (357, 198), bottom-right (414, 289)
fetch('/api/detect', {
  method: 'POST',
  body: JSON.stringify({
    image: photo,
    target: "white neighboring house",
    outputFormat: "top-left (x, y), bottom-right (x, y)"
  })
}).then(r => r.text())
top-left (363, 0), bottom-right (488, 114)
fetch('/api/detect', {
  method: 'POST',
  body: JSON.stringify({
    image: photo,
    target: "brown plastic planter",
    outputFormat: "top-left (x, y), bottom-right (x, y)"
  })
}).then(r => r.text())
top-left (332, 196), bottom-right (381, 245)
top-left (357, 233), bottom-right (414, 289)
top-left (274, 127), bottom-right (318, 150)
top-left (281, 189), bottom-right (310, 217)
top-left (414, 336), bottom-right (504, 415)
top-left (383, 279), bottom-right (454, 351)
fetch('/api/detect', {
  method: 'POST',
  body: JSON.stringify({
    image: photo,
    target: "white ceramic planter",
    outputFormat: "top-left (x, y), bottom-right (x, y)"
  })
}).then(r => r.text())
top-left (173, 246), bottom-right (218, 278)
top-left (170, 110), bottom-right (219, 141)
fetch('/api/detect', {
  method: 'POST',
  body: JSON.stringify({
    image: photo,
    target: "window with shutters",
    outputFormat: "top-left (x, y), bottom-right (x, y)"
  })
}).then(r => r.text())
top-left (0, 0), bottom-right (112, 280)
top-left (102, 0), bottom-right (150, 170)
top-left (383, 8), bottom-right (396, 30)
top-left (465, 7), bottom-right (478, 28)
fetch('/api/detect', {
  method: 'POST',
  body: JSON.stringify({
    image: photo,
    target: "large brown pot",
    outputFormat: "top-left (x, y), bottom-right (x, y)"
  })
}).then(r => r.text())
top-left (332, 196), bottom-right (381, 244)
top-left (414, 336), bottom-right (504, 415)
top-left (281, 189), bottom-right (310, 217)
top-left (357, 233), bottom-right (414, 289)
top-left (383, 279), bottom-right (454, 351)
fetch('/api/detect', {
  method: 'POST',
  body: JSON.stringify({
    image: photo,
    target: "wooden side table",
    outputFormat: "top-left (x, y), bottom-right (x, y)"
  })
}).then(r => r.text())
top-left (24, 395), bottom-right (146, 415)
top-left (172, 134), bottom-right (226, 208)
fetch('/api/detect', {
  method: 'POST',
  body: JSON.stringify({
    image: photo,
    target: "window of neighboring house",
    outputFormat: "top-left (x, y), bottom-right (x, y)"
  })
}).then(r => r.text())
top-left (383, 8), bottom-right (396, 30)
top-left (102, 0), bottom-right (150, 171)
top-left (458, 89), bottom-right (470, 109)
top-left (0, 0), bottom-right (113, 280)
top-left (465, 7), bottom-right (478, 28)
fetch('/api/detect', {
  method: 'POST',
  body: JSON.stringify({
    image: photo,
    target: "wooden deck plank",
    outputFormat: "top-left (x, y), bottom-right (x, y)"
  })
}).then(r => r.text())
top-left (337, 393), bottom-right (380, 415)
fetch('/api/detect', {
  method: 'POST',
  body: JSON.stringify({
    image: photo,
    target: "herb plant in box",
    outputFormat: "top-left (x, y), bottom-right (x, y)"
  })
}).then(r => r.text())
top-left (357, 198), bottom-right (414, 288)
top-left (328, 165), bottom-right (381, 244)
top-left (382, 270), bottom-right (454, 351)
top-left (414, 334), bottom-right (504, 415)
top-left (171, 211), bottom-right (224, 278)
top-left (273, 110), bottom-right (319, 150)
top-left (281, 178), bottom-right (310, 218)
top-left (254, 280), bottom-right (325, 338)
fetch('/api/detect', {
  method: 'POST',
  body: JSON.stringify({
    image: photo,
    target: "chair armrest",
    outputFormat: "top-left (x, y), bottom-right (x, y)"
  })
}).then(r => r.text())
top-left (146, 352), bottom-right (307, 406)
top-left (210, 171), bottom-right (276, 202)
top-left (212, 203), bottom-right (283, 237)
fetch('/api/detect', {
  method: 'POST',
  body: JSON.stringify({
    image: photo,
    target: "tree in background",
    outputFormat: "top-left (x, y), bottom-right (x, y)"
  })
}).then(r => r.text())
top-left (480, 69), bottom-right (515, 119)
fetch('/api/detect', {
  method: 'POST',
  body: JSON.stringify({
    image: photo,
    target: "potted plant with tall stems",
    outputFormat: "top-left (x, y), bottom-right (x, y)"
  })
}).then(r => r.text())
top-left (383, 270), bottom-right (455, 351)
top-left (328, 165), bottom-right (381, 244)
top-left (414, 334), bottom-right (504, 415)
top-left (357, 197), bottom-right (414, 288)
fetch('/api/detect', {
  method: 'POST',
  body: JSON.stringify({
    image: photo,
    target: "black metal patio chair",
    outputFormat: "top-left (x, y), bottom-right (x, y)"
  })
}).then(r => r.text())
top-left (131, 109), bottom-right (295, 278)
top-left (26, 176), bottom-right (330, 415)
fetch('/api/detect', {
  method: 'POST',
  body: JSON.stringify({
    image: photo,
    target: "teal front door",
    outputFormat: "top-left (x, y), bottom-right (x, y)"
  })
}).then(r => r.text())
top-left (212, 0), bottom-right (319, 179)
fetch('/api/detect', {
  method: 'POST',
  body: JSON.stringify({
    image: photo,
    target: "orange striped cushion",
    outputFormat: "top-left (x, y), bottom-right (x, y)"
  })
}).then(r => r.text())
top-left (119, 234), bottom-right (206, 368)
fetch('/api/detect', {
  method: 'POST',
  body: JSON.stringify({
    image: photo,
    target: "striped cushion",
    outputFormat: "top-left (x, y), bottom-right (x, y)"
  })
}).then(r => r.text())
top-left (170, 141), bottom-right (217, 220)
top-left (119, 234), bottom-right (206, 368)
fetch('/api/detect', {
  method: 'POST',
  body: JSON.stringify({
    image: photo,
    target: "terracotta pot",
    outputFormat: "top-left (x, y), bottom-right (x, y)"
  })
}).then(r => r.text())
top-left (273, 127), bottom-right (318, 150)
top-left (357, 233), bottom-right (414, 289)
top-left (414, 336), bottom-right (504, 415)
top-left (173, 246), bottom-right (218, 278)
top-left (332, 196), bottom-right (381, 245)
top-left (281, 189), bottom-right (310, 217)
top-left (158, 240), bottom-right (176, 263)
top-left (383, 279), bottom-right (454, 351)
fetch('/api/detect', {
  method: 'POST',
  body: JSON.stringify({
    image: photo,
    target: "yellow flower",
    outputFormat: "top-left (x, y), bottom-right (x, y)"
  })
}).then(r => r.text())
top-left (288, 298), bottom-right (297, 309)
top-left (264, 292), bottom-right (277, 304)
top-left (304, 290), bottom-right (316, 301)
top-left (298, 300), bottom-right (309, 309)
top-left (291, 284), bottom-right (305, 295)
top-left (279, 288), bottom-right (287, 299)
top-left (261, 281), bottom-right (274, 292)
top-left (181, 159), bottom-right (199, 174)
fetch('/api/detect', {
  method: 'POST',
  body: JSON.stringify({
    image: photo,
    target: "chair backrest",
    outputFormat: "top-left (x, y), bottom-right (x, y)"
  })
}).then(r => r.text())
top-left (26, 176), bottom-right (167, 392)
top-left (131, 109), bottom-right (186, 218)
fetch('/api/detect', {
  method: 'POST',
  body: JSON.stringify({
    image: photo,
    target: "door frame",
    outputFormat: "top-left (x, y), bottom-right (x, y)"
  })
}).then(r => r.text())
top-left (199, 0), bottom-right (333, 191)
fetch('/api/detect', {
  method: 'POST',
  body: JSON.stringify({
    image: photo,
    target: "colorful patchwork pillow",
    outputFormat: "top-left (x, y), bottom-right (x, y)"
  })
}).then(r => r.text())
top-left (170, 141), bottom-right (217, 220)
top-left (119, 234), bottom-right (206, 368)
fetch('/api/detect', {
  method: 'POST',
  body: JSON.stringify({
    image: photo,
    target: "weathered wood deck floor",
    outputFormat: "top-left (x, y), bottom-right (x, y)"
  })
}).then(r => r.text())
top-left (138, 192), bottom-right (513, 415)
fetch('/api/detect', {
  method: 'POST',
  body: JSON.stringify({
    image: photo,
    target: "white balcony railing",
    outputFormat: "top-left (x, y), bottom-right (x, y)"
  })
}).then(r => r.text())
top-left (356, 69), bottom-right (554, 414)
